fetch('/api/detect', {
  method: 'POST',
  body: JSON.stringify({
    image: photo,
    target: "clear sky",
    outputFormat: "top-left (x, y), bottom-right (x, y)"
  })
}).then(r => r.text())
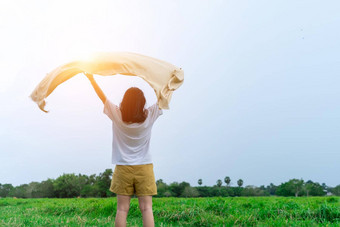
top-left (1, 0), bottom-right (339, 187)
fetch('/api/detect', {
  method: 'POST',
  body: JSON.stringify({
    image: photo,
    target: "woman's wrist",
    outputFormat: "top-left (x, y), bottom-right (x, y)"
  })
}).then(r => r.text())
top-left (84, 72), bottom-right (94, 81)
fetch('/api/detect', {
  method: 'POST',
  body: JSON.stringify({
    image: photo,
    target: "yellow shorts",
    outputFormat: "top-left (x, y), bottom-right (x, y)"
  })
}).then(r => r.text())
top-left (110, 163), bottom-right (157, 197)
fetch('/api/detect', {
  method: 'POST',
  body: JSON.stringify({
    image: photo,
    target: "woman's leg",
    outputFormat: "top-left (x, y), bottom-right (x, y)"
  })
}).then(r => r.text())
top-left (115, 194), bottom-right (131, 227)
top-left (138, 195), bottom-right (154, 227)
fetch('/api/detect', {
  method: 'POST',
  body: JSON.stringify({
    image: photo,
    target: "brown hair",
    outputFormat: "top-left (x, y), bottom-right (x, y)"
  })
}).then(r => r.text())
top-left (120, 87), bottom-right (147, 123)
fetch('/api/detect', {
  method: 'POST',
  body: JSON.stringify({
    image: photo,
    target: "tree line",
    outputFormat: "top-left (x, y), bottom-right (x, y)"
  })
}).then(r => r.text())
top-left (0, 169), bottom-right (339, 198)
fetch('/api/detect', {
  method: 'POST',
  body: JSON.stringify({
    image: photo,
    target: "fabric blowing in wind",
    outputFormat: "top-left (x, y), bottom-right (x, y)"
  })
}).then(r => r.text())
top-left (30, 52), bottom-right (184, 112)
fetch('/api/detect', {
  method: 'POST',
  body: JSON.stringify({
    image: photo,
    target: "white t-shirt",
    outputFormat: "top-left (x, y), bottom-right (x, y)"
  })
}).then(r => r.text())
top-left (103, 99), bottom-right (163, 165)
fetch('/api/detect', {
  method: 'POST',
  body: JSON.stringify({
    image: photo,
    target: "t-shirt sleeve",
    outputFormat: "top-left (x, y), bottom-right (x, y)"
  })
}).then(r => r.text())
top-left (147, 103), bottom-right (163, 122)
top-left (103, 99), bottom-right (119, 121)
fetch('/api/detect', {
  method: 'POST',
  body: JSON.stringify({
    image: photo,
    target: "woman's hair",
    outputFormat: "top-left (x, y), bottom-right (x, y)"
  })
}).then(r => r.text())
top-left (120, 87), bottom-right (147, 123)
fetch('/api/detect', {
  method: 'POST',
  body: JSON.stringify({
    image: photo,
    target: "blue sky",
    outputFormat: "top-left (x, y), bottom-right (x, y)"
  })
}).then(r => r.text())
top-left (0, 0), bottom-right (339, 187)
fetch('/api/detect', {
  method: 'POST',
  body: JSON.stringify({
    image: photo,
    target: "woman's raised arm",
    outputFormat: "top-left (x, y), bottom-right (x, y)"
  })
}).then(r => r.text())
top-left (84, 73), bottom-right (107, 105)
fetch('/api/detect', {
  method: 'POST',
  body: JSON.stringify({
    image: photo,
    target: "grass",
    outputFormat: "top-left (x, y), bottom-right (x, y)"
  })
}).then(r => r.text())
top-left (0, 197), bottom-right (339, 226)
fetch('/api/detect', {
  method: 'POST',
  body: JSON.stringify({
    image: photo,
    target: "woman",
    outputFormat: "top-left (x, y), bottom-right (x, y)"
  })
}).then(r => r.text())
top-left (85, 73), bottom-right (162, 227)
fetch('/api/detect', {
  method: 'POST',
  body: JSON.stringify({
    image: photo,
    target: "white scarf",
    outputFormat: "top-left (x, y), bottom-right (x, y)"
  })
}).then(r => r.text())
top-left (30, 52), bottom-right (184, 112)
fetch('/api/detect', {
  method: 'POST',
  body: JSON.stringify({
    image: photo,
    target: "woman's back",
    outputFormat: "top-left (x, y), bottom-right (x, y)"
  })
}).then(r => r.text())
top-left (104, 98), bottom-right (163, 165)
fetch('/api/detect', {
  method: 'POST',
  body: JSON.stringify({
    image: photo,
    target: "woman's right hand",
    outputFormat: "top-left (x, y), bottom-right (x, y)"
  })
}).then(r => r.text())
top-left (84, 72), bottom-right (107, 105)
top-left (84, 72), bottom-right (94, 80)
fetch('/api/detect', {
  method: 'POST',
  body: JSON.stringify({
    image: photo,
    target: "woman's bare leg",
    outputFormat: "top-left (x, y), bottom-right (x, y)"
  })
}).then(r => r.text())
top-left (138, 195), bottom-right (154, 227)
top-left (115, 194), bottom-right (131, 227)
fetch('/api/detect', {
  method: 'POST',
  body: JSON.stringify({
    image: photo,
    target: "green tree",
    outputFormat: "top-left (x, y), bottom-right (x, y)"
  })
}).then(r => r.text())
top-left (80, 174), bottom-right (101, 197)
top-left (276, 182), bottom-right (294, 196)
top-left (8, 184), bottom-right (29, 198)
top-left (198, 179), bottom-right (202, 186)
top-left (305, 181), bottom-right (326, 196)
top-left (195, 186), bottom-right (211, 197)
top-left (156, 179), bottom-right (168, 197)
top-left (164, 191), bottom-right (173, 197)
top-left (38, 179), bottom-right (55, 198)
top-left (331, 185), bottom-right (340, 196)
top-left (181, 186), bottom-right (199, 197)
top-left (169, 181), bottom-right (190, 197)
top-left (237, 179), bottom-right (243, 187)
top-left (27, 182), bottom-right (40, 198)
top-left (169, 182), bottom-right (180, 197)
top-left (53, 173), bottom-right (87, 198)
top-left (224, 177), bottom-right (231, 187)
top-left (95, 169), bottom-right (113, 197)
top-left (0, 184), bottom-right (14, 197)
top-left (277, 179), bottom-right (304, 197)
top-left (216, 179), bottom-right (222, 187)
top-left (156, 179), bottom-right (164, 186)
top-left (266, 183), bottom-right (277, 195)
top-left (87, 174), bottom-right (97, 185)
top-left (241, 185), bottom-right (268, 196)
top-left (304, 180), bottom-right (314, 197)
top-left (179, 182), bottom-right (190, 196)
top-left (289, 179), bottom-right (304, 197)
top-left (80, 185), bottom-right (96, 197)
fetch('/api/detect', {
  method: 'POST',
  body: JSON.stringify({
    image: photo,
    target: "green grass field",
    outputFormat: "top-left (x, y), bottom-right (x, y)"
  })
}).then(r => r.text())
top-left (0, 197), bottom-right (339, 226)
